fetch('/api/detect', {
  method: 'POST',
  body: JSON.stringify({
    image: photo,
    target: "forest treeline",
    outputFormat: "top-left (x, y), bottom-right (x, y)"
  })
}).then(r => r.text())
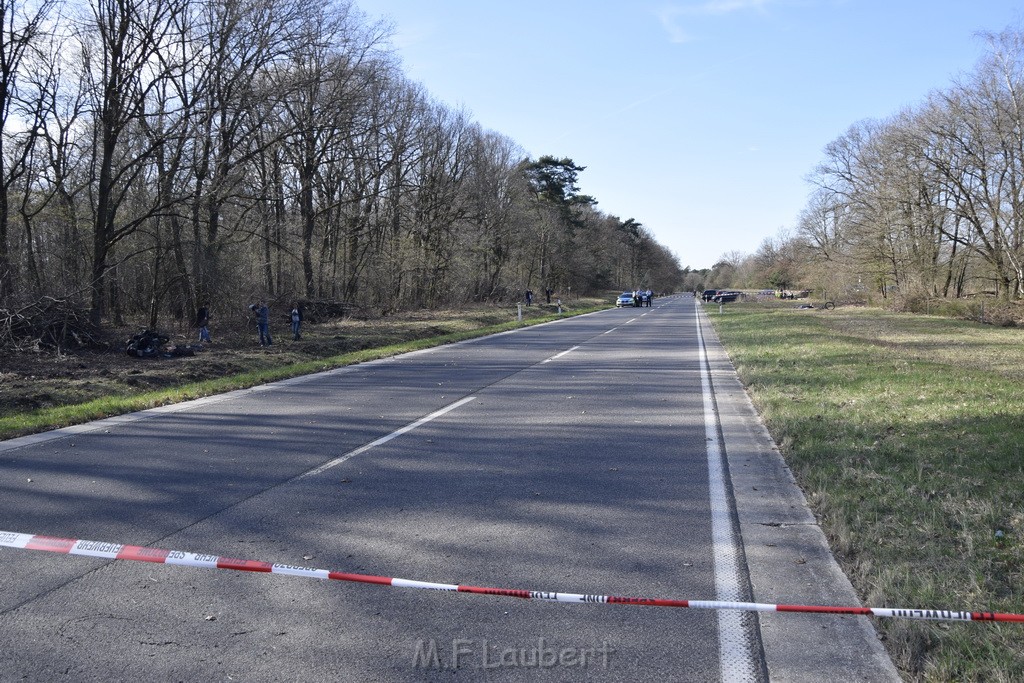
top-left (0, 0), bottom-right (684, 332)
top-left (699, 27), bottom-right (1024, 313)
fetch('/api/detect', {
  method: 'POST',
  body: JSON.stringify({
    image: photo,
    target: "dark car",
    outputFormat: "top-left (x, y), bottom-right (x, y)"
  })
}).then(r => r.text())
top-left (712, 291), bottom-right (742, 303)
top-left (701, 289), bottom-right (718, 301)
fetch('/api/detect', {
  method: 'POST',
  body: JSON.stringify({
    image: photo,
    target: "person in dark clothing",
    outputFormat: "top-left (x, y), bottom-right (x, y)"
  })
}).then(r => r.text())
top-left (290, 304), bottom-right (303, 341)
top-left (196, 303), bottom-right (211, 343)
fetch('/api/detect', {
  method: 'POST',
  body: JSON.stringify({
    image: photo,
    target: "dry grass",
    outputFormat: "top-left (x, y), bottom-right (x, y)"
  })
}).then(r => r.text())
top-left (710, 301), bottom-right (1024, 681)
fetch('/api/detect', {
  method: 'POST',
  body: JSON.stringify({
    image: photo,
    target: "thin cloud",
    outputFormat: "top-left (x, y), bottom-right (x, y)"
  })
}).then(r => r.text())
top-left (657, 0), bottom-right (775, 43)
top-left (657, 9), bottom-right (693, 43)
top-left (686, 0), bottom-right (771, 14)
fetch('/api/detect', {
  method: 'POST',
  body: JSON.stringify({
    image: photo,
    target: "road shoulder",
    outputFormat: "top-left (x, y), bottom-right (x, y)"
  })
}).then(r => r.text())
top-left (700, 307), bottom-right (901, 682)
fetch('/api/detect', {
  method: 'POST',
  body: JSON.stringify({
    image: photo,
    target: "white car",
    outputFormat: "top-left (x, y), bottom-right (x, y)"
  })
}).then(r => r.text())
top-left (616, 292), bottom-right (635, 307)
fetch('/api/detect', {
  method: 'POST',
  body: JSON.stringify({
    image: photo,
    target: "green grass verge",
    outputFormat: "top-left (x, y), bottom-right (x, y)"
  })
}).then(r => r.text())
top-left (707, 301), bottom-right (1024, 681)
top-left (0, 304), bottom-right (606, 441)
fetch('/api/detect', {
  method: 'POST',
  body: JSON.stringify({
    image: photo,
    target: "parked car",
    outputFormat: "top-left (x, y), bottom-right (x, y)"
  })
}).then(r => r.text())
top-left (616, 292), bottom-right (635, 307)
top-left (701, 289), bottom-right (718, 301)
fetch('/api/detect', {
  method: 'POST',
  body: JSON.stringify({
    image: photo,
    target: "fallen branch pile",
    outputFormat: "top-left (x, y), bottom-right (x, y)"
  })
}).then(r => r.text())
top-left (0, 298), bottom-right (103, 353)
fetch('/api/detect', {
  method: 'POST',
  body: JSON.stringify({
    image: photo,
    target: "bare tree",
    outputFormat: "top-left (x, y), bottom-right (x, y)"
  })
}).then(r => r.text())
top-left (405, 102), bottom-right (472, 306)
top-left (78, 0), bottom-right (191, 323)
top-left (919, 30), bottom-right (1024, 299)
top-left (175, 0), bottom-right (315, 314)
top-left (459, 127), bottom-right (529, 301)
top-left (0, 0), bottom-right (57, 301)
top-left (806, 28), bottom-right (1024, 303)
top-left (275, 0), bottom-right (389, 300)
top-left (0, 0), bottom-right (686, 328)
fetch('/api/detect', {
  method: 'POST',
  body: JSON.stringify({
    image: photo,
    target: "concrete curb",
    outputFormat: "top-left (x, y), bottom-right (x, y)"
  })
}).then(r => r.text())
top-left (699, 305), bottom-right (901, 682)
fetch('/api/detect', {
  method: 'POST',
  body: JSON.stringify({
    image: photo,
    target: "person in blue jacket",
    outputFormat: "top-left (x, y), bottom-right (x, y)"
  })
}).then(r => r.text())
top-left (249, 300), bottom-right (272, 346)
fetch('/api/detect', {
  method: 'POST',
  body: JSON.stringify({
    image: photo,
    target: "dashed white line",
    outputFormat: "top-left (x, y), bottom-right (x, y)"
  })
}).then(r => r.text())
top-left (542, 345), bottom-right (581, 363)
top-left (300, 396), bottom-right (477, 478)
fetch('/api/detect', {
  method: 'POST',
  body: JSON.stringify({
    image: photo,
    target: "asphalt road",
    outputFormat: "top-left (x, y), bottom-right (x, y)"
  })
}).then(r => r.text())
top-left (0, 295), bottom-right (899, 681)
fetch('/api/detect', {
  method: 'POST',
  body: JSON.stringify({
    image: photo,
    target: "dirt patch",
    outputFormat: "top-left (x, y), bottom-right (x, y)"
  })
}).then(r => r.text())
top-left (3, 330), bottom-right (298, 415)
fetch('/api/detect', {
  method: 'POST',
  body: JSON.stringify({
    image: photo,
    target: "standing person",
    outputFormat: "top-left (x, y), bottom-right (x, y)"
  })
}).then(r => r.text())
top-left (525, 289), bottom-right (533, 306)
top-left (196, 303), bottom-right (212, 343)
top-left (250, 300), bottom-right (272, 346)
top-left (290, 304), bottom-right (303, 341)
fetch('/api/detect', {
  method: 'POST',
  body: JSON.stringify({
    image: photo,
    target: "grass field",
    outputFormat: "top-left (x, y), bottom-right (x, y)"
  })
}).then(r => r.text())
top-left (707, 299), bottom-right (1024, 681)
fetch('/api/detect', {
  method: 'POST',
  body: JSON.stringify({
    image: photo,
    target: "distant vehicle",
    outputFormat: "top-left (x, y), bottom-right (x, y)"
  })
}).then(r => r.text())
top-left (701, 289), bottom-right (718, 301)
top-left (712, 291), bottom-right (742, 303)
top-left (616, 292), bottom-right (635, 307)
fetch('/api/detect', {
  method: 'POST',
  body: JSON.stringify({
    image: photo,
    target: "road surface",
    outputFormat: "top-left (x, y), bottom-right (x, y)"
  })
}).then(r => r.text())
top-left (0, 295), bottom-right (898, 681)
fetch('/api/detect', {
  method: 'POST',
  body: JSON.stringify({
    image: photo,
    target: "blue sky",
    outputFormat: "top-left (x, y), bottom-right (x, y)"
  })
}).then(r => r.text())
top-left (354, 1), bottom-right (1024, 269)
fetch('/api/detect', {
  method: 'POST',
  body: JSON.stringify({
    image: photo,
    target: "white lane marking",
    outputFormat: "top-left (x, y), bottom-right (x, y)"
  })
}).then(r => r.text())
top-left (695, 304), bottom-right (760, 681)
top-left (541, 345), bottom-right (581, 364)
top-left (300, 396), bottom-right (477, 478)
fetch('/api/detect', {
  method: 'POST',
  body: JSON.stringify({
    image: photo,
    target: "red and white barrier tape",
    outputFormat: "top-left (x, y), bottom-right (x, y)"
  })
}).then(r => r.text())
top-left (3, 530), bottom-right (1022, 623)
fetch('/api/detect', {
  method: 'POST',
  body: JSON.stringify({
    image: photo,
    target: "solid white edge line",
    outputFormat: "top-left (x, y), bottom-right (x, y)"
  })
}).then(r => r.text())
top-left (300, 396), bottom-right (477, 478)
top-left (696, 302), bottom-right (760, 681)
